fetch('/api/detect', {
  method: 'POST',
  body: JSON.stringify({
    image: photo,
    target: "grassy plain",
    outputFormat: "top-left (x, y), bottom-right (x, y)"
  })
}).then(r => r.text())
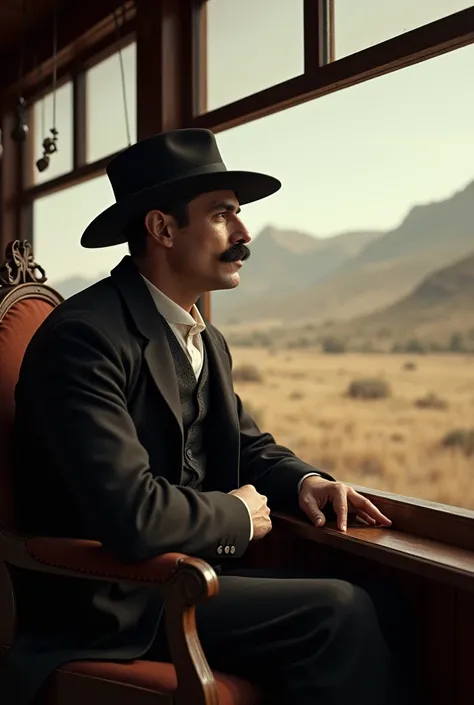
top-left (231, 348), bottom-right (474, 511)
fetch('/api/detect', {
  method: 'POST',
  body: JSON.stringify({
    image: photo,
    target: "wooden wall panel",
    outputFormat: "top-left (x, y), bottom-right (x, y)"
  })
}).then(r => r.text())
top-left (240, 522), bottom-right (469, 705)
top-left (455, 590), bottom-right (474, 705)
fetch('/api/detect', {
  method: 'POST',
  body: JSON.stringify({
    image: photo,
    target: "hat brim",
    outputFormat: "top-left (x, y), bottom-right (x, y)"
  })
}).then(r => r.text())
top-left (81, 170), bottom-right (281, 249)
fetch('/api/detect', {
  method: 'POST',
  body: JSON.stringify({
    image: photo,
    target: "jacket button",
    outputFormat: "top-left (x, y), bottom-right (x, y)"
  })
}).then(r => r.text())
top-left (185, 448), bottom-right (193, 460)
top-left (217, 545), bottom-right (223, 555)
top-left (230, 546), bottom-right (236, 554)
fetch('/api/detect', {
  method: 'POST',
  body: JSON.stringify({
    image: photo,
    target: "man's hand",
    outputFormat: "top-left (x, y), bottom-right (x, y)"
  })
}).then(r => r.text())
top-left (299, 476), bottom-right (392, 532)
top-left (229, 484), bottom-right (272, 540)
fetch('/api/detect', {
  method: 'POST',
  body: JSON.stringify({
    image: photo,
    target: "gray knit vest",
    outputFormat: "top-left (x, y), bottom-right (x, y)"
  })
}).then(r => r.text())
top-left (162, 319), bottom-right (210, 490)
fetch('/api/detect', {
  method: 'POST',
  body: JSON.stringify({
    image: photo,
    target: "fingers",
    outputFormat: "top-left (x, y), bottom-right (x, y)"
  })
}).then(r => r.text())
top-left (348, 489), bottom-right (392, 526)
top-left (300, 493), bottom-right (326, 528)
top-left (356, 510), bottom-right (377, 526)
top-left (332, 486), bottom-right (348, 532)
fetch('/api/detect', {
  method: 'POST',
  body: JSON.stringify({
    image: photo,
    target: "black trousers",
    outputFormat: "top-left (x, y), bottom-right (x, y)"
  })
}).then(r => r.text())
top-left (147, 567), bottom-right (415, 705)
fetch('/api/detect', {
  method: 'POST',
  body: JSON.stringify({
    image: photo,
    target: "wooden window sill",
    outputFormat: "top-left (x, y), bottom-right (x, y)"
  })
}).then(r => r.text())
top-left (273, 513), bottom-right (474, 592)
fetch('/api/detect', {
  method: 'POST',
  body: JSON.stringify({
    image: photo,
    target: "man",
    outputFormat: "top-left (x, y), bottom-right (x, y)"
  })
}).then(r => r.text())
top-left (7, 129), bottom-right (400, 704)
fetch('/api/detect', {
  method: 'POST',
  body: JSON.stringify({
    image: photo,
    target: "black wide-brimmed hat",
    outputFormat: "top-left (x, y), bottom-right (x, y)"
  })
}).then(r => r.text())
top-left (81, 128), bottom-right (281, 248)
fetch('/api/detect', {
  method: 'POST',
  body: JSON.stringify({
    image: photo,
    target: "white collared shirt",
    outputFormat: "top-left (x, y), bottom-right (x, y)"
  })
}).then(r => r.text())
top-left (142, 276), bottom-right (206, 379)
top-left (141, 275), bottom-right (319, 542)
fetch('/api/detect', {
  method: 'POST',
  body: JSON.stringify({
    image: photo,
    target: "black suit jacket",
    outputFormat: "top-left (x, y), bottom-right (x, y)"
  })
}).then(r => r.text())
top-left (2, 256), bottom-right (332, 704)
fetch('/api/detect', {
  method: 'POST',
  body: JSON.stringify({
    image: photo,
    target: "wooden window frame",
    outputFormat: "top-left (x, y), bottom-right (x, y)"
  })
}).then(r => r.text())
top-left (1, 0), bottom-right (474, 556)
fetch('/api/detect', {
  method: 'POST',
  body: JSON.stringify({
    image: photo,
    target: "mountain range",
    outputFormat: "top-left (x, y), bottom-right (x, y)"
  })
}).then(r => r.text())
top-left (316, 251), bottom-right (474, 349)
top-left (51, 179), bottom-right (474, 344)
top-left (213, 179), bottom-right (474, 327)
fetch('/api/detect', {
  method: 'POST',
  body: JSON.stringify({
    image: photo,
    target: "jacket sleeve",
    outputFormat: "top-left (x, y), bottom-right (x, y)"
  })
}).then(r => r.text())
top-left (219, 336), bottom-right (335, 514)
top-left (23, 317), bottom-right (251, 563)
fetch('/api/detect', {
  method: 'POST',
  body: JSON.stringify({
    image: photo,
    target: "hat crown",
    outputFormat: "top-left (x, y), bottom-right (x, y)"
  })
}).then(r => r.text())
top-left (107, 129), bottom-right (226, 202)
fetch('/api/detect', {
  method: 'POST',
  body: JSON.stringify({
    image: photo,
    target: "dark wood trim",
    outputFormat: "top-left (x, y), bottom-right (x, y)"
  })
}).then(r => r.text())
top-left (0, 0), bottom-right (136, 110)
top-left (20, 151), bottom-right (119, 203)
top-left (192, 0), bottom-right (207, 115)
top-left (0, 113), bottom-right (17, 252)
top-left (0, 112), bottom-right (31, 249)
top-left (21, 28), bottom-right (136, 109)
top-left (349, 484), bottom-right (474, 552)
top-left (73, 73), bottom-right (87, 171)
top-left (273, 514), bottom-right (474, 592)
top-left (304, 0), bottom-right (323, 72)
top-left (190, 7), bottom-right (474, 132)
top-left (136, 0), bottom-right (194, 139)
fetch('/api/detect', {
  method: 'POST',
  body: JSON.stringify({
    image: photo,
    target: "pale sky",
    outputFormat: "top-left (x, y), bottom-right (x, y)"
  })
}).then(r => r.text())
top-left (32, 0), bottom-right (474, 286)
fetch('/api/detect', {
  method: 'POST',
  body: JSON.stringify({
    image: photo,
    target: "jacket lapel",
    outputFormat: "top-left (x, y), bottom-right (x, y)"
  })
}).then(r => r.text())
top-left (110, 257), bottom-right (183, 435)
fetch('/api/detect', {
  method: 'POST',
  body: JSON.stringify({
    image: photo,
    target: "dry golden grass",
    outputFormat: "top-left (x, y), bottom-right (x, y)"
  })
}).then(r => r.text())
top-left (231, 348), bottom-right (474, 511)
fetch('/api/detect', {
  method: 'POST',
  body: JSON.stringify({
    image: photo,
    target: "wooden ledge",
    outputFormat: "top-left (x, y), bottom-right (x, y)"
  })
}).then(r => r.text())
top-left (273, 514), bottom-right (474, 592)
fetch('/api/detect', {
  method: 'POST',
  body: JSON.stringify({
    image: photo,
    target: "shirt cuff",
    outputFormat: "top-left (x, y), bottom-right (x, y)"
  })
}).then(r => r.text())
top-left (233, 495), bottom-right (254, 541)
top-left (297, 472), bottom-right (321, 494)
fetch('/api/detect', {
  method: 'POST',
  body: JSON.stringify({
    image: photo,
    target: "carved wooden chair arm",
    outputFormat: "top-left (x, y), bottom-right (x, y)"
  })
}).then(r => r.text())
top-left (0, 525), bottom-right (221, 704)
top-left (0, 526), bottom-right (218, 597)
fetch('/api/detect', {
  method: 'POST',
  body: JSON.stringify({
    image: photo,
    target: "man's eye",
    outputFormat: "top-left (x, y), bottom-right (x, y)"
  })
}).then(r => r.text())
top-left (216, 212), bottom-right (227, 219)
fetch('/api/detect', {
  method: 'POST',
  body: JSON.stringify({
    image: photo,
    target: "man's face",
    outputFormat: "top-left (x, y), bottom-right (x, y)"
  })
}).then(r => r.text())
top-left (154, 190), bottom-right (252, 294)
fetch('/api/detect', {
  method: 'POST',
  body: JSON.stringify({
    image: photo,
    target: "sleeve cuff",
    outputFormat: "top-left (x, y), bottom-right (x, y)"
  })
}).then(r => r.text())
top-left (233, 495), bottom-right (254, 541)
top-left (297, 472), bottom-right (321, 494)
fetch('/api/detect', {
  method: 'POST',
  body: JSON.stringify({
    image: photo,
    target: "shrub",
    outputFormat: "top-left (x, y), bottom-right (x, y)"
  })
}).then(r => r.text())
top-left (441, 429), bottom-right (474, 456)
top-left (449, 332), bottom-right (465, 352)
top-left (322, 336), bottom-right (346, 354)
top-left (404, 339), bottom-right (428, 354)
top-left (403, 361), bottom-right (417, 371)
top-left (414, 392), bottom-right (448, 410)
top-left (346, 377), bottom-right (391, 400)
top-left (232, 363), bottom-right (263, 383)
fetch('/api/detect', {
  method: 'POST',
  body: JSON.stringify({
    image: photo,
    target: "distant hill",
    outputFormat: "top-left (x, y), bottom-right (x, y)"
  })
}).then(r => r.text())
top-left (337, 251), bottom-right (474, 345)
top-left (51, 227), bottom-right (381, 306)
top-left (211, 225), bottom-right (383, 324)
top-left (51, 274), bottom-right (106, 299)
top-left (215, 179), bottom-right (474, 327)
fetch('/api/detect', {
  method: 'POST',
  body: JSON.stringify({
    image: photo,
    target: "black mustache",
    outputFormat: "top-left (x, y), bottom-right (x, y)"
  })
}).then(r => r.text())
top-left (220, 243), bottom-right (251, 263)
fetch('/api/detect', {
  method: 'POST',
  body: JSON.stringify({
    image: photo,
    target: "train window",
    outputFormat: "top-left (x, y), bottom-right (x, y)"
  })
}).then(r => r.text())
top-left (85, 42), bottom-right (137, 163)
top-left (212, 42), bottom-right (474, 509)
top-left (31, 81), bottom-right (73, 186)
top-left (33, 175), bottom-right (127, 294)
top-left (199, 0), bottom-right (304, 112)
top-left (334, 0), bottom-right (473, 59)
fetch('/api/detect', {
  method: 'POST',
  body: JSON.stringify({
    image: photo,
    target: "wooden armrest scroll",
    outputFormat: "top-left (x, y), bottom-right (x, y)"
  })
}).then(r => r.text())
top-left (1, 528), bottom-right (220, 705)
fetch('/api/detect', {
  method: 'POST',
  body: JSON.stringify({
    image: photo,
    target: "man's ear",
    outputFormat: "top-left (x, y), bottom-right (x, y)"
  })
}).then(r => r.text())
top-left (145, 210), bottom-right (173, 248)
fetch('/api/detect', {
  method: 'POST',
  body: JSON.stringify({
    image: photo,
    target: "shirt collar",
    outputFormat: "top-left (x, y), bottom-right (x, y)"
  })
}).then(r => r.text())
top-left (141, 274), bottom-right (206, 332)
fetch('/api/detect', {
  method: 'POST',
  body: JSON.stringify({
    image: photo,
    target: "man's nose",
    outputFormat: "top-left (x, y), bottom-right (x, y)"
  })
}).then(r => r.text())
top-left (230, 219), bottom-right (251, 244)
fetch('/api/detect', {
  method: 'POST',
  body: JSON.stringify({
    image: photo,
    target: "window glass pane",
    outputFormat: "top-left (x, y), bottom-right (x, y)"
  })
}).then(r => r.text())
top-left (334, 0), bottom-right (473, 59)
top-left (86, 42), bottom-right (137, 162)
top-left (32, 81), bottom-right (73, 184)
top-left (33, 176), bottom-right (128, 294)
top-left (212, 44), bottom-right (474, 509)
top-left (202, 0), bottom-right (304, 112)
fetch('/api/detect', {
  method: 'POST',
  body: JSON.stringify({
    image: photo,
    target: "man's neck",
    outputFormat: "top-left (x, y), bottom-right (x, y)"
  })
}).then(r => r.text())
top-left (135, 258), bottom-right (198, 314)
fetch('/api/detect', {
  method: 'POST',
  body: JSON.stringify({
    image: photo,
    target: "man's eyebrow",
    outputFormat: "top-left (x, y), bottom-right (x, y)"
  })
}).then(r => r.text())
top-left (208, 201), bottom-right (241, 215)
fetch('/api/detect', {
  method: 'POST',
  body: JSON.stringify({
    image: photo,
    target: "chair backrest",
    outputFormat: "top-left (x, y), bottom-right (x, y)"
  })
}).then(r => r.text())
top-left (0, 240), bottom-right (63, 527)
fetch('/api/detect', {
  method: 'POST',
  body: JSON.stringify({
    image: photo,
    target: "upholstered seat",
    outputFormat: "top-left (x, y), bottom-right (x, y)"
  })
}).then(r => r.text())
top-left (45, 660), bottom-right (260, 705)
